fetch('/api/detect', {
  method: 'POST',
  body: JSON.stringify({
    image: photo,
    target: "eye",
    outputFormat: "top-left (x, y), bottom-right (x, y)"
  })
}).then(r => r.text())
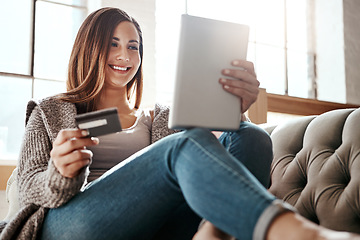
top-left (128, 45), bottom-right (139, 51)
top-left (111, 42), bottom-right (118, 47)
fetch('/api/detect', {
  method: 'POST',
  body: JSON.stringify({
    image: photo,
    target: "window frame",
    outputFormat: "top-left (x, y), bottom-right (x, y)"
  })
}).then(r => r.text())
top-left (0, 0), bottom-right (87, 160)
top-left (0, 0), bottom-right (88, 98)
top-left (183, 0), bottom-right (316, 99)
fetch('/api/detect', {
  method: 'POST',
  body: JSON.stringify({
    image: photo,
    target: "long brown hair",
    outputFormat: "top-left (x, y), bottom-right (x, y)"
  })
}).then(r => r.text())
top-left (59, 7), bottom-right (143, 113)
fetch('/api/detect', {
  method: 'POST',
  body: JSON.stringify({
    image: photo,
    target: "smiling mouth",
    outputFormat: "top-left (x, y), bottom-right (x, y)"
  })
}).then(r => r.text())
top-left (110, 65), bottom-right (131, 71)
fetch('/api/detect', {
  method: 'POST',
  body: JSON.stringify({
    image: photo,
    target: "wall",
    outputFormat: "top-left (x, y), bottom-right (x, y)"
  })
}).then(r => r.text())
top-left (314, 0), bottom-right (360, 104)
top-left (343, 0), bottom-right (360, 104)
top-left (314, 0), bottom-right (346, 103)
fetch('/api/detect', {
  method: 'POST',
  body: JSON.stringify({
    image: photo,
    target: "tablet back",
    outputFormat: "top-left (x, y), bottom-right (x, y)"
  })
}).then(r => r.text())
top-left (168, 14), bottom-right (249, 131)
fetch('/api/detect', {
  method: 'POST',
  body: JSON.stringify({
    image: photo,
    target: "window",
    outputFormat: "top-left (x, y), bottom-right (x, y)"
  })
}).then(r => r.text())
top-left (0, 0), bottom-right (87, 160)
top-left (155, 0), bottom-right (313, 104)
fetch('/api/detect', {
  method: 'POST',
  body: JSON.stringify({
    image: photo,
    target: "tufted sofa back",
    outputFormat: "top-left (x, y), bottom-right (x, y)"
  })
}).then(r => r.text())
top-left (265, 108), bottom-right (360, 233)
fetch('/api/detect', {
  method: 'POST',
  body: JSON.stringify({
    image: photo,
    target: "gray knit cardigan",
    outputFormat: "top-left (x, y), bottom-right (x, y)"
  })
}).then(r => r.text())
top-left (0, 96), bottom-right (177, 240)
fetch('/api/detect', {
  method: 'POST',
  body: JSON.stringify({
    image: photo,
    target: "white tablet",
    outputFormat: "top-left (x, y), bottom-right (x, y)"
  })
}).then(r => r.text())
top-left (168, 14), bottom-right (249, 131)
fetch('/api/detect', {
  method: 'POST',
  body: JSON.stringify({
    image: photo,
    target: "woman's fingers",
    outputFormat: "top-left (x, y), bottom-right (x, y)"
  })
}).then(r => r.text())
top-left (52, 129), bottom-right (98, 156)
top-left (53, 135), bottom-right (99, 158)
top-left (53, 129), bottom-right (89, 146)
top-left (219, 77), bottom-right (259, 95)
top-left (219, 60), bottom-right (260, 112)
top-left (50, 128), bottom-right (99, 178)
top-left (220, 81), bottom-right (258, 112)
top-left (53, 146), bottom-right (94, 167)
top-left (55, 149), bottom-right (93, 178)
top-left (221, 61), bottom-right (259, 86)
top-left (231, 59), bottom-right (257, 77)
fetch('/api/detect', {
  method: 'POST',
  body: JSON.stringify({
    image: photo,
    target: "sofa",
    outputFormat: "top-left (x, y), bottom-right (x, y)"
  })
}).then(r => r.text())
top-left (3, 107), bottom-right (360, 233)
top-left (265, 107), bottom-right (360, 233)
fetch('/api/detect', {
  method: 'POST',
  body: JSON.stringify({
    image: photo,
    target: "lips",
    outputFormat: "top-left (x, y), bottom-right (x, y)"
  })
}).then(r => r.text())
top-left (109, 65), bottom-right (131, 72)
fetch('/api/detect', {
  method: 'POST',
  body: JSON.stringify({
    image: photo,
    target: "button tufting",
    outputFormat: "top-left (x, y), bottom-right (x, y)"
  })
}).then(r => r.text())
top-left (267, 108), bottom-right (360, 233)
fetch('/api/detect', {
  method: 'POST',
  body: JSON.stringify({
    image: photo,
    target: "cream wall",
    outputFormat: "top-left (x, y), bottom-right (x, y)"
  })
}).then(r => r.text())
top-left (314, 0), bottom-right (360, 104)
top-left (314, 0), bottom-right (346, 103)
top-left (343, 0), bottom-right (360, 104)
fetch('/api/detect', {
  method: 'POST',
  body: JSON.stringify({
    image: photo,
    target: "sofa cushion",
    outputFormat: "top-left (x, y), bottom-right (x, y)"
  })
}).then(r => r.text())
top-left (267, 108), bottom-right (360, 233)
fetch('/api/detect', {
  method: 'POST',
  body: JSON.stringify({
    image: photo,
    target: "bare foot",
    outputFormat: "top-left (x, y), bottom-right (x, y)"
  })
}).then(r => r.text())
top-left (317, 226), bottom-right (360, 240)
top-left (193, 221), bottom-right (235, 240)
top-left (267, 212), bottom-right (360, 240)
top-left (193, 214), bottom-right (360, 240)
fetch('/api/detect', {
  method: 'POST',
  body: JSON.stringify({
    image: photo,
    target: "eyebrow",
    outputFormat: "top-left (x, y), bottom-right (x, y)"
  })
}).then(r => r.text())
top-left (112, 37), bottom-right (139, 44)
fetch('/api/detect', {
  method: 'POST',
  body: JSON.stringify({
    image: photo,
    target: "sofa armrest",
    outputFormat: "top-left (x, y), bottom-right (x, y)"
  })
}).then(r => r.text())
top-left (259, 123), bottom-right (278, 136)
top-left (4, 168), bottom-right (20, 221)
top-left (267, 108), bottom-right (360, 233)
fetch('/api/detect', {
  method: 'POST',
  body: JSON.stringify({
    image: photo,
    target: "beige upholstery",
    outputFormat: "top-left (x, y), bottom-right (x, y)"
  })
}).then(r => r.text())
top-left (4, 168), bottom-right (19, 221)
top-left (266, 108), bottom-right (360, 233)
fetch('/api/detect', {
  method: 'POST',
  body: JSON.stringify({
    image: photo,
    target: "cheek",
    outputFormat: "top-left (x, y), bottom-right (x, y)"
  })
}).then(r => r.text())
top-left (136, 59), bottom-right (141, 69)
top-left (133, 55), bottom-right (141, 70)
top-left (106, 53), bottom-right (114, 65)
top-left (107, 48), bottom-right (116, 59)
top-left (133, 52), bottom-right (141, 64)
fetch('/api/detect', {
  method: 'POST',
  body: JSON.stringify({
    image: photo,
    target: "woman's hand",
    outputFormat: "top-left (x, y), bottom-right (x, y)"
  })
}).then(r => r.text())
top-left (50, 129), bottom-right (99, 178)
top-left (219, 59), bottom-right (260, 113)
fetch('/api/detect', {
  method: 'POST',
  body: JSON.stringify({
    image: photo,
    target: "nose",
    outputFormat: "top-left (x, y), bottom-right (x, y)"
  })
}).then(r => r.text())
top-left (116, 47), bottom-right (129, 62)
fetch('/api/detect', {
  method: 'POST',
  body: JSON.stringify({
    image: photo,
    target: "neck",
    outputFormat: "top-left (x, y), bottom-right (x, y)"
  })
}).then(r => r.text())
top-left (96, 86), bottom-right (133, 114)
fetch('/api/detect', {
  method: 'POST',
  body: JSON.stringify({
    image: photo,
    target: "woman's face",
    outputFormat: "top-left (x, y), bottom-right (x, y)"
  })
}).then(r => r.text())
top-left (105, 21), bottom-right (141, 89)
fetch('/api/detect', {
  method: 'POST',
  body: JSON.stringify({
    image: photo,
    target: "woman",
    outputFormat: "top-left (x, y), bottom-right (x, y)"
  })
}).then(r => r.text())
top-left (1, 7), bottom-right (359, 240)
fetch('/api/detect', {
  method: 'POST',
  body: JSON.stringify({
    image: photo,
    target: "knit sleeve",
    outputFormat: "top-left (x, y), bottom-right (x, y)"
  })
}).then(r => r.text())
top-left (17, 106), bottom-right (88, 209)
top-left (151, 104), bottom-right (180, 143)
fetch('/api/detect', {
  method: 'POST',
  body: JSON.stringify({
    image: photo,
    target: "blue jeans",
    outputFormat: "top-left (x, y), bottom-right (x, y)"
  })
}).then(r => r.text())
top-left (41, 122), bottom-right (276, 240)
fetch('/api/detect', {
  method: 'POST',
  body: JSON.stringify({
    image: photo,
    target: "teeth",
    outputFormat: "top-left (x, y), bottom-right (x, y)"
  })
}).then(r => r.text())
top-left (112, 65), bottom-right (127, 71)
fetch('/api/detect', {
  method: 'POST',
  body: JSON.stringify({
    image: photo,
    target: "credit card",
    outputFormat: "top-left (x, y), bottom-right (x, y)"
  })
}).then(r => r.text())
top-left (75, 108), bottom-right (122, 137)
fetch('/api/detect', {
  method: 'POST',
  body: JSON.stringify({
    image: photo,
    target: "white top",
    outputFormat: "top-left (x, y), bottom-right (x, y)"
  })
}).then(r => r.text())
top-left (87, 110), bottom-right (152, 181)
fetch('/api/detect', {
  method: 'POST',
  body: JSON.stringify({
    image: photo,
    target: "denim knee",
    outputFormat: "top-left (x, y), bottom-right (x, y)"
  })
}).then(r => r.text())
top-left (237, 122), bottom-right (272, 154)
top-left (219, 122), bottom-right (273, 187)
top-left (181, 127), bottom-right (214, 139)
